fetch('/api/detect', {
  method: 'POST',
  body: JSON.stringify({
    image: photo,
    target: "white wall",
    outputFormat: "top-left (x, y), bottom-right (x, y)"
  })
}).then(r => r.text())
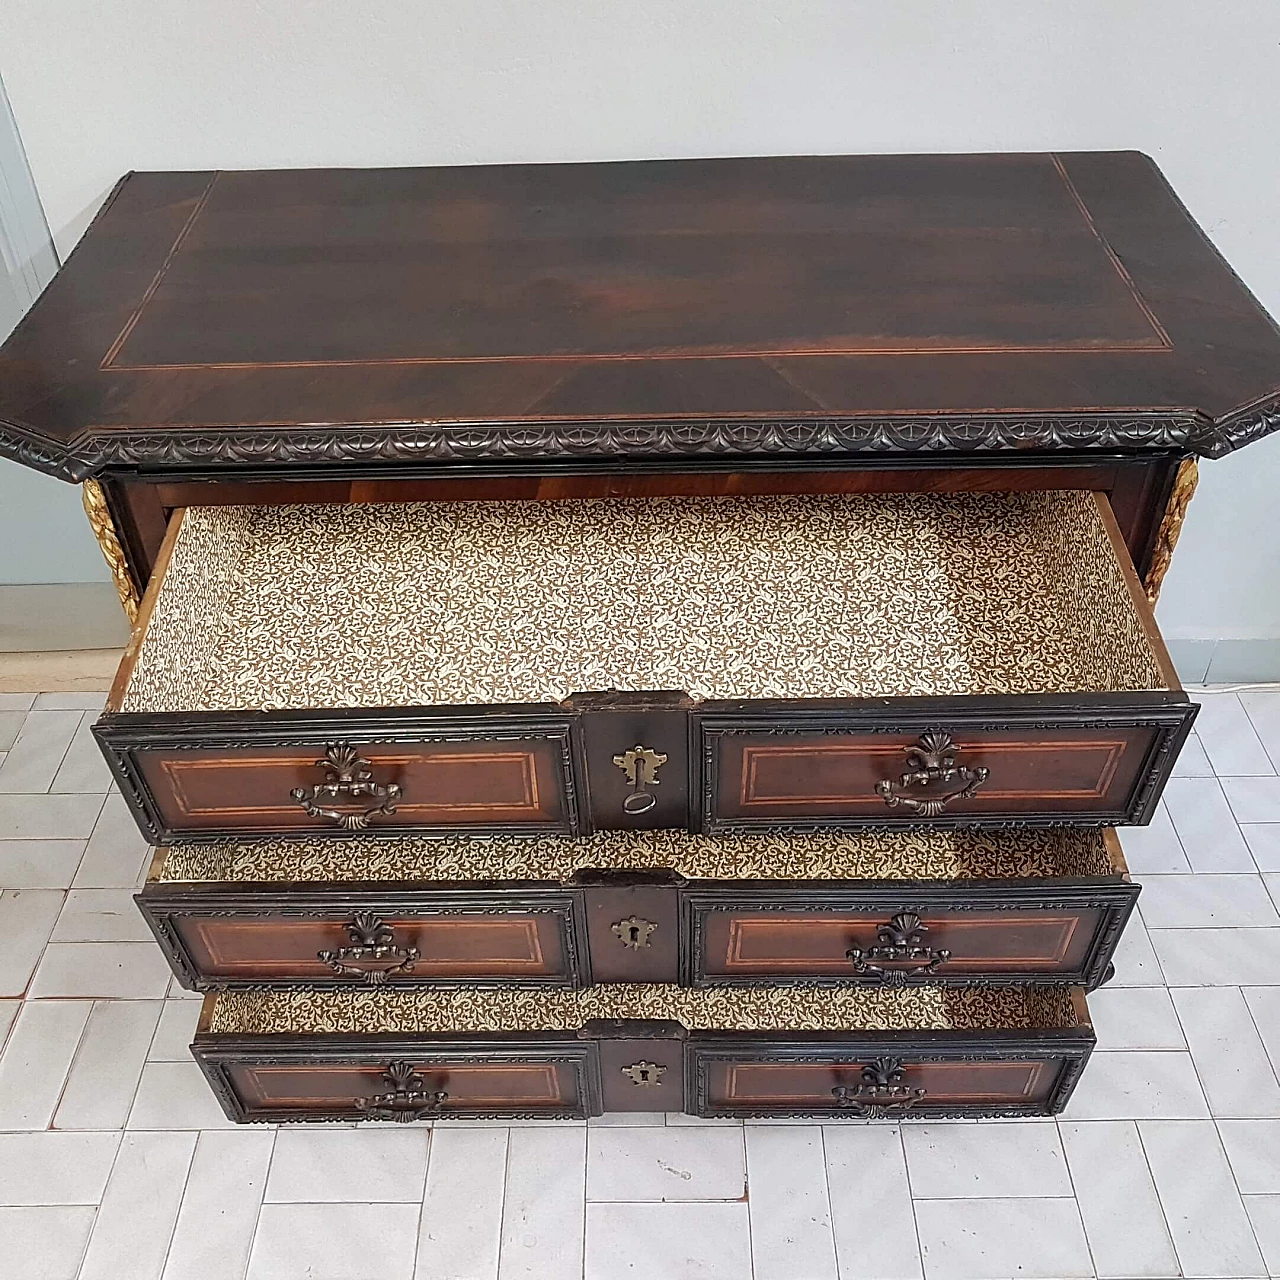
top-left (0, 1), bottom-right (1278, 655)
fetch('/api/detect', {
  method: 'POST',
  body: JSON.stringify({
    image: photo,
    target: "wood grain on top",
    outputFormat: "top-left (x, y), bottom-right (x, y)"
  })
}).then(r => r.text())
top-left (101, 155), bottom-right (1168, 367)
top-left (2, 151), bottom-right (1279, 479)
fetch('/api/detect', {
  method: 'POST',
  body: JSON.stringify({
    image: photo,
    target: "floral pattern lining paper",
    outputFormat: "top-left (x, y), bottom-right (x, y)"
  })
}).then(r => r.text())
top-left (123, 491), bottom-right (1165, 713)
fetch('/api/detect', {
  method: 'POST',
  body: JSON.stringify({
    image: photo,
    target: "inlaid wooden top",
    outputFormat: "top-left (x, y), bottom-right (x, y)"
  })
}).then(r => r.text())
top-left (2, 152), bottom-right (1279, 480)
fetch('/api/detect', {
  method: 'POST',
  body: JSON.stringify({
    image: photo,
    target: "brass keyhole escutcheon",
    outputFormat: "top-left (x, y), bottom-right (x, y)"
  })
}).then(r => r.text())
top-left (612, 745), bottom-right (668, 814)
top-left (621, 1061), bottom-right (666, 1087)
top-left (611, 916), bottom-right (657, 951)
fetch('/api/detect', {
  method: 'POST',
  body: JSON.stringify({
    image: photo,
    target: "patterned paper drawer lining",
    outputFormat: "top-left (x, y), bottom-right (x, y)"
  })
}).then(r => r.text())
top-left (123, 491), bottom-right (1164, 712)
top-left (158, 826), bottom-right (1115, 884)
top-left (208, 983), bottom-right (1080, 1035)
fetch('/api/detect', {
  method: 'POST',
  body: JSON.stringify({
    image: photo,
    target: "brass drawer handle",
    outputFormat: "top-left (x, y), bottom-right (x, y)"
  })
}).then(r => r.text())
top-left (318, 912), bottom-right (420, 985)
top-left (612, 745), bottom-right (668, 814)
top-left (875, 731), bottom-right (989, 817)
top-left (832, 1057), bottom-right (926, 1112)
top-left (846, 912), bottom-right (950, 985)
top-left (291, 743), bottom-right (402, 830)
top-left (356, 1061), bottom-right (448, 1123)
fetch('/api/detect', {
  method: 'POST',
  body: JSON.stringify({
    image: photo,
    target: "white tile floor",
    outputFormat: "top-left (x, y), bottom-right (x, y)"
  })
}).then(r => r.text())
top-left (0, 688), bottom-right (1278, 1279)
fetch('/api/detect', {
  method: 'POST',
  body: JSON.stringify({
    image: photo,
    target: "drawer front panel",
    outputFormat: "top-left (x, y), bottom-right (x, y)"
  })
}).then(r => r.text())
top-left (700, 703), bottom-right (1194, 830)
top-left (148, 746), bottom-right (560, 831)
top-left (195, 1011), bottom-right (1092, 1121)
top-left (692, 1040), bottom-right (1089, 1118)
top-left (689, 883), bottom-right (1137, 988)
top-left (200, 1045), bottom-right (595, 1121)
top-left (97, 717), bottom-right (581, 842)
top-left (153, 908), bottom-right (577, 988)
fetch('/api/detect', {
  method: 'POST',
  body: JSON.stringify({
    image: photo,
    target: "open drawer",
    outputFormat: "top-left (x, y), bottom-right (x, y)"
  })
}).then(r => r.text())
top-left (96, 492), bottom-right (1195, 841)
top-left (142, 827), bottom-right (1136, 992)
top-left (193, 983), bottom-right (1094, 1122)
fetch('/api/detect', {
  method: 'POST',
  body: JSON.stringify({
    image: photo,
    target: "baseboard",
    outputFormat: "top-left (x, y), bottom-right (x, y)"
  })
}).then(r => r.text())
top-left (0, 583), bottom-right (131, 652)
top-left (0, 648), bottom-right (121, 693)
top-left (1166, 638), bottom-right (1280, 685)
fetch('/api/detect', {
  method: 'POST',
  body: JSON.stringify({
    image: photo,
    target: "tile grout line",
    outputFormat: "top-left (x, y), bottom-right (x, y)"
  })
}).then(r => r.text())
top-left (73, 1204), bottom-right (102, 1280)
top-left (118, 1001), bottom-right (162, 1131)
top-left (1132, 1120), bottom-right (1190, 1278)
top-left (1238, 694), bottom-right (1280, 777)
top-left (242, 1125), bottom-right (283, 1278)
top-left (900, 1124), bottom-right (929, 1280)
top-left (819, 1125), bottom-right (849, 1280)
top-left (47, 710), bottom-right (90, 795)
top-left (1239, 991), bottom-right (1280, 1093)
top-left (240, 1130), bottom-right (277, 1280)
top-left (493, 1125), bottom-right (515, 1280)
top-left (1134, 903), bottom-right (1171, 988)
top-left (892, 1191), bottom-right (1108, 1203)
top-left (43, 996), bottom-right (100, 1131)
top-left (63, 823), bottom-right (92, 897)
top-left (410, 1165), bottom-right (428, 1280)
top-left (1165, 794), bottom-right (1191, 869)
top-left (813, 1124), bottom-right (837, 1280)
top-left (741, 1123), bottom-right (757, 1280)
top-left (149, 1133), bottom-right (199, 1280)
top-left (92, 1127), bottom-right (199, 1280)
top-left (1052, 1115), bottom-right (1103, 1280)
top-left (10, 708), bottom-right (91, 797)
top-left (580, 1127), bottom-right (590, 1280)
top-left (68, 1123), bottom-right (126, 1280)
top-left (1167, 982), bottom-right (1268, 1124)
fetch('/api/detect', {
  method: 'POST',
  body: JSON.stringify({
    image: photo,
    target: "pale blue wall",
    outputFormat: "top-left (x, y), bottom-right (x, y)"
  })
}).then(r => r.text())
top-left (0, 72), bottom-right (105, 586)
top-left (0, 270), bottom-right (108, 585)
top-left (0, 458), bottom-right (109, 584)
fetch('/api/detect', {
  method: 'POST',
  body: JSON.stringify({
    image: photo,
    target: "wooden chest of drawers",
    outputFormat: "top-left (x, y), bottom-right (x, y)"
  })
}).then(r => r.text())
top-left (5, 150), bottom-right (1280, 1124)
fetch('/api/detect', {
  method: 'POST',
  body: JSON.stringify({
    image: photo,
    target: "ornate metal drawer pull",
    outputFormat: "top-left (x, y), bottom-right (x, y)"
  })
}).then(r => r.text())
top-left (621, 1061), bottom-right (666, 1087)
top-left (290, 743), bottom-right (402, 830)
top-left (831, 1057), bottom-right (926, 1112)
top-left (611, 916), bottom-right (658, 950)
top-left (846, 912), bottom-right (950, 986)
top-left (356, 1061), bottom-right (448, 1122)
top-left (612, 745), bottom-right (668, 814)
top-left (875, 731), bottom-right (989, 817)
top-left (318, 912), bottom-right (420, 985)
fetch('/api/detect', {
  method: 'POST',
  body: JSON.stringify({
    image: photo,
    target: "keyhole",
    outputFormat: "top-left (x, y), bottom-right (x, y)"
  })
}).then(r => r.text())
top-left (627, 924), bottom-right (641, 946)
top-left (621, 1060), bottom-right (664, 1086)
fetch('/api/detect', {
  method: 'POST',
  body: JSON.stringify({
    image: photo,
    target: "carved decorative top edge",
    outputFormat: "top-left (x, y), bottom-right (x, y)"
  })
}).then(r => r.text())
top-left (1196, 391), bottom-right (1280, 459)
top-left (4, 404), bottom-right (1280, 480)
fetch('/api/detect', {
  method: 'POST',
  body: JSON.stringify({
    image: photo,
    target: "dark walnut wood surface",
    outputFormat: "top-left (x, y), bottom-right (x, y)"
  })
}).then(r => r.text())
top-left (2, 152), bottom-right (1279, 481)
